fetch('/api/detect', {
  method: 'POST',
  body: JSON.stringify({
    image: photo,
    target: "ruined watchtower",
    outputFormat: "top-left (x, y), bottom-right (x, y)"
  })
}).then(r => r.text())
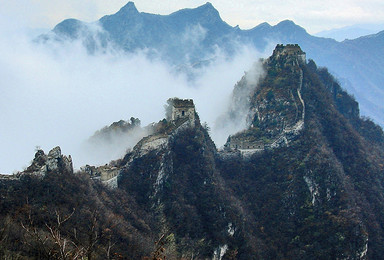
top-left (272, 44), bottom-right (306, 63)
top-left (170, 98), bottom-right (195, 122)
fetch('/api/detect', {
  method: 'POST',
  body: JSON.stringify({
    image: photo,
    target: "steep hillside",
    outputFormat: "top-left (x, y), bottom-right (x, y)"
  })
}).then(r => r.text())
top-left (218, 44), bottom-right (384, 258)
top-left (110, 46), bottom-right (384, 258)
top-left (1, 45), bottom-right (384, 259)
top-left (225, 44), bottom-right (306, 150)
top-left (0, 148), bottom-right (156, 259)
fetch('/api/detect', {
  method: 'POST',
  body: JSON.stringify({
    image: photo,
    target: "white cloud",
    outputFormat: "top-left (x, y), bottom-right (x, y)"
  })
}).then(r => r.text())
top-left (0, 17), bottom-right (262, 173)
top-left (212, 60), bottom-right (265, 146)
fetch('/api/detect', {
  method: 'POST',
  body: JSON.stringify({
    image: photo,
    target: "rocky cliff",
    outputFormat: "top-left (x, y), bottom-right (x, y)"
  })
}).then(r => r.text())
top-left (110, 45), bottom-right (384, 258)
top-left (225, 44), bottom-right (307, 152)
top-left (1, 45), bottom-right (384, 259)
top-left (218, 44), bottom-right (384, 258)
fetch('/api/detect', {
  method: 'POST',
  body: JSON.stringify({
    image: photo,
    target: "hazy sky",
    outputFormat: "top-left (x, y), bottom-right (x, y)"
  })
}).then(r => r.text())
top-left (3, 0), bottom-right (384, 33)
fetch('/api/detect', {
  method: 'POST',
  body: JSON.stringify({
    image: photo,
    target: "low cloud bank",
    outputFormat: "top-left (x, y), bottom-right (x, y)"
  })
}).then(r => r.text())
top-left (0, 21), bottom-right (265, 173)
top-left (213, 61), bottom-right (266, 146)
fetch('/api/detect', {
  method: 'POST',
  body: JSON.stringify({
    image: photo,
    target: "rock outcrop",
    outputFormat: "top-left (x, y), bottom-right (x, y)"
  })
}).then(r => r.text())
top-left (24, 146), bottom-right (73, 177)
top-left (225, 44), bottom-right (306, 153)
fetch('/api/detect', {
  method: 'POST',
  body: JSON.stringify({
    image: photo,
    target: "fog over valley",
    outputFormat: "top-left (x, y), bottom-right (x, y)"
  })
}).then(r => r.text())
top-left (0, 20), bottom-right (265, 173)
top-left (2, 3), bottom-right (384, 259)
top-left (2, 1), bottom-right (384, 173)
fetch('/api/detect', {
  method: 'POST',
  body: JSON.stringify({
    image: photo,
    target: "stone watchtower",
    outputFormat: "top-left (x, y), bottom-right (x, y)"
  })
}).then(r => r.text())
top-left (272, 44), bottom-right (306, 63)
top-left (170, 98), bottom-right (195, 122)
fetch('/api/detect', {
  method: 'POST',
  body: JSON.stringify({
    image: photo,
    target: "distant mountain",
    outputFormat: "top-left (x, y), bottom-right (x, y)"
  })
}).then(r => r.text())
top-left (316, 24), bottom-right (383, 41)
top-left (2, 45), bottom-right (384, 258)
top-left (46, 2), bottom-right (235, 64)
top-left (41, 2), bottom-right (384, 127)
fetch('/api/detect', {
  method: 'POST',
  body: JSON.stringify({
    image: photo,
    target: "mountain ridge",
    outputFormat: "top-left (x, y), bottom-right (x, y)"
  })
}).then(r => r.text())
top-left (2, 45), bottom-right (384, 258)
top-left (42, 2), bottom-right (384, 127)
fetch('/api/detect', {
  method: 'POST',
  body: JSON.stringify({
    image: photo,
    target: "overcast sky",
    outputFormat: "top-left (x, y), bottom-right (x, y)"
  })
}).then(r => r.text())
top-left (2, 0), bottom-right (384, 34)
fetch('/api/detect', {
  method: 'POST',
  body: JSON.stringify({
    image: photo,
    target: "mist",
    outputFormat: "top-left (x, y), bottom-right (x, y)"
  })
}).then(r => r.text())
top-left (0, 20), bottom-right (266, 173)
top-left (83, 119), bottom-right (152, 166)
top-left (213, 61), bottom-right (266, 146)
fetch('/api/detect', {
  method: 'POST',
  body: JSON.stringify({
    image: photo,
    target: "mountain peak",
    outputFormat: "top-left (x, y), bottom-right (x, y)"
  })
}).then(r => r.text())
top-left (250, 22), bottom-right (272, 31)
top-left (192, 2), bottom-right (223, 24)
top-left (270, 44), bottom-right (306, 64)
top-left (277, 20), bottom-right (296, 26)
top-left (167, 1), bottom-right (223, 26)
top-left (225, 45), bottom-right (307, 151)
top-left (203, 2), bottom-right (214, 8)
top-left (117, 1), bottom-right (139, 15)
top-left (195, 2), bottom-right (219, 14)
top-left (275, 20), bottom-right (307, 33)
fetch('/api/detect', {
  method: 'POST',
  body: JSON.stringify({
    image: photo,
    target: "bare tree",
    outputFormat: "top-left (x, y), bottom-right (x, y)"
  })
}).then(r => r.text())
top-left (21, 209), bottom-right (55, 258)
top-left (44, 209), bottom-right (85, 259)
top-left (73, 209), bottom-right (100, 260)
top-left (102, 237), bottom-right (116, 260)
top-left (0, 216), bottom-right (23, 259)
top-left (150, 234), bottom-right (167, 260)
top-left (21, 208), bottom-right (87, 260)
top-left (71, 209), bottom-right (116, 260)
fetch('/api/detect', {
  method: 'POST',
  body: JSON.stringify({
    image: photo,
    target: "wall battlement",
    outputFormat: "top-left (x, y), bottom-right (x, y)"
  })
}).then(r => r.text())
top-left (226, 135), bottom-right (265, 150)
